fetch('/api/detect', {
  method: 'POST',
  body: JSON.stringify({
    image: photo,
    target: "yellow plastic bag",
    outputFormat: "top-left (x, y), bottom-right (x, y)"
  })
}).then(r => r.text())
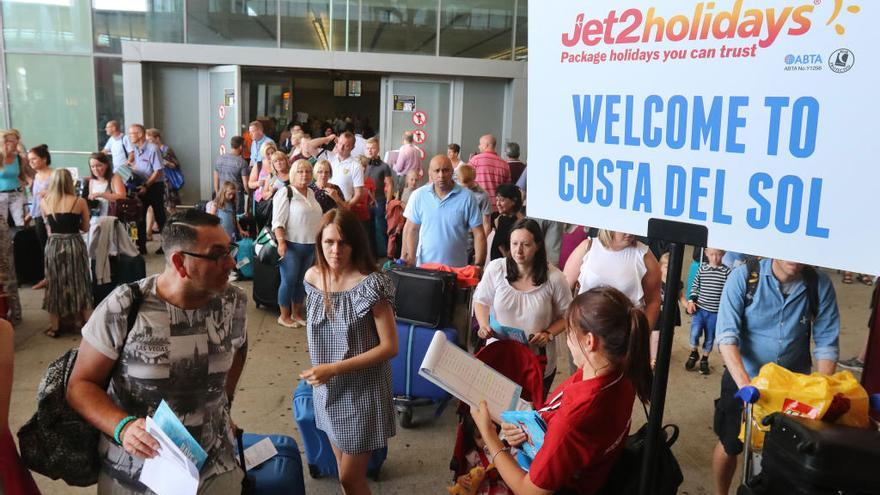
top-left (740, 363), bottom-right (870, 449)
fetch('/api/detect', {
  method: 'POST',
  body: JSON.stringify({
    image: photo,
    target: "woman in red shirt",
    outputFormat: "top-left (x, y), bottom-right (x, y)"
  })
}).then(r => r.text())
top-left (472, 286), bottom-right (652, 495)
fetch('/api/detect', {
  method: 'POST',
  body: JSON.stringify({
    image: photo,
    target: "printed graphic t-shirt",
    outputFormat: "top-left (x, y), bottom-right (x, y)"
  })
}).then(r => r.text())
top-left (82, 276), bottom-right (248, 489)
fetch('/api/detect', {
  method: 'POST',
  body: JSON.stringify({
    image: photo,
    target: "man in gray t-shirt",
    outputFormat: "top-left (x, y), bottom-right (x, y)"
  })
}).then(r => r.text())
top-left (364, 137), bottom-right (395, 256)
top-left (213, 135), bottom-right (250, 214)
top-left (67, 210), bottom-right (248, 493)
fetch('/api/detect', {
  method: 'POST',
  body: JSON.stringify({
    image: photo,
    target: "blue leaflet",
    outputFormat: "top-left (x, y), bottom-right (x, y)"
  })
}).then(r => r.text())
top-left (153, 400), bottom-right (208, 470)
top-left (500, 410), bottom-right (546, 471)
top-left (489, 314), bottom-right (529, 345)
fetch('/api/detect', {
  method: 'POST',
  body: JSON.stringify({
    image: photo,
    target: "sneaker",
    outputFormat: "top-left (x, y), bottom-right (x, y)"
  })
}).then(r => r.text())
top-left (838, 357), bottom-right (864, 371)
top-left (685, 350), bottom-right (699, 371)
top-left (699, 356), bottom-right (710, 375)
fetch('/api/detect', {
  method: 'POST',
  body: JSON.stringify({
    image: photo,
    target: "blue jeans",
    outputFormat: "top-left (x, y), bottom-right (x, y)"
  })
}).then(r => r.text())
top-left (278, 242), bottom-right (314, 308)
top-left (689, 307), bottom-right (718, 354)
top-left (370, 200), bottom-right (388, 257)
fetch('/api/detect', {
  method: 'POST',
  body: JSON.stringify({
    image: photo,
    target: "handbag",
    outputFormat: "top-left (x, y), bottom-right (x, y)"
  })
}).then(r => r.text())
top-left (16, 284), bottom-right (143, 486)
top-left (114, 197), bottom-right (143, 224)
top-left (164, 166), bottom-right (185, 190)
top-left (254, 226), bottom-right (280, 265)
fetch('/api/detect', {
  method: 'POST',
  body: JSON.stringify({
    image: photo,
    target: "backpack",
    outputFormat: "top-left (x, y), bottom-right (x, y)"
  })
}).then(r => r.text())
top-left (744, 257), bottom-right (819, 323)
top-left (17, 283), bottom-right (144, 486)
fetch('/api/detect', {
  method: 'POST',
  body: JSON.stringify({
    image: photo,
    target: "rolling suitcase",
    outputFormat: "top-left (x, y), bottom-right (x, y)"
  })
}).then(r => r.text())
top-left (13, 226), bottom-right (44, 285)
top-left (391, 322), bottom-right (458, 428)
top-left (759, 413), bottom-right (880, 494)
top-left (252, 256), bottom-right (280, 309)
top-left (236, 237), bottom-right (255, 280)
top-left (92, 254), bottom-right (147, 307)
top-left (235, 431), bottom-right (305, 495)
top-left (386, 265), bottom-right (456, 328)
top-left (292, 379), bottom-right (387, 480)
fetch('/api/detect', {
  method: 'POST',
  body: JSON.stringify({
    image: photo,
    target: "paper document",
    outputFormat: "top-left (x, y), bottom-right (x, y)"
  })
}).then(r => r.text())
top-left (140, 417), bottom-right (199, 495)
top-left (384, 150), bottom-right (399, 167)
top-left (243, 437), bottom-right (278, 471)
top-left (418, 331), bottom-right (529, 421)
top-left (152, 401), bottom-right (208, 470)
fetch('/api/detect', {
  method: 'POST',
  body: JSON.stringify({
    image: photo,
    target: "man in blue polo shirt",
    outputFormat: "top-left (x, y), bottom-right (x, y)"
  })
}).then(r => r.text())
top-left (402, 155), bottom-right (486, 268)
top-left (128, 124), bottom-right (165, 254)
top-left (248, 120), bottom-right (274, 173)
top-left (712, 258), bottom-right (840, 495)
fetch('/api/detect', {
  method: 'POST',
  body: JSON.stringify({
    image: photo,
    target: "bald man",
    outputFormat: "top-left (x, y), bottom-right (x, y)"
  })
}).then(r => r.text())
top-left (469, 134), bottom-right (511, 212)
top-left (402, 155), bottom-right (486, 268)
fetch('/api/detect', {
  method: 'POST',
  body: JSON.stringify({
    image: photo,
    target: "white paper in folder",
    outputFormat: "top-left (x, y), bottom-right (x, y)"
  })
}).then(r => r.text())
top-left (418, 331), bottom-right (531, 421)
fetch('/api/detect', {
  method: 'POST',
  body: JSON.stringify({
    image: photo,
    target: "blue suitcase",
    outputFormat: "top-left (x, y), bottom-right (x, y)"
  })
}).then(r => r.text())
top-left (292, 380), bottom-right (387, 480)
top-left (391, 322), bottom-right (458, 428)
top-left (235, 237), bottom-right (255, 279)
top-left (236, 432), bottom-right (305, 495)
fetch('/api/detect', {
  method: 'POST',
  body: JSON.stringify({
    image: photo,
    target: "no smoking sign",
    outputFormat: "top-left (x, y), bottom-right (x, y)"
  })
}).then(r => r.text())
top-left (412, 111), bottom-right (427, 126)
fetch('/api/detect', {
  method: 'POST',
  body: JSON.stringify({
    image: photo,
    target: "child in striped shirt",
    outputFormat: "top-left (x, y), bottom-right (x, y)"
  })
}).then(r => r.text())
top-left (685, 248), bottom-right (730, 375)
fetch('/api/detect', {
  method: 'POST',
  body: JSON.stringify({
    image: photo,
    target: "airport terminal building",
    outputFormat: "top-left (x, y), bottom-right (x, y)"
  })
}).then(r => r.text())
top-left (0, 0), bottom-right (527, 202)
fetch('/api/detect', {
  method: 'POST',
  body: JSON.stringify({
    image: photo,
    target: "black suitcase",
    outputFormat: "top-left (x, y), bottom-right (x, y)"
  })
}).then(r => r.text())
top-left (760, 413), bottom-right (880, 494)
top-left (92, 255), bottom-right (147, 307)
top-left (386, 265), bottom-right (456, 328)
top-left (252, 257), bottom-right (280, 309)
top-left (14, 226), bottom-right (44, 285)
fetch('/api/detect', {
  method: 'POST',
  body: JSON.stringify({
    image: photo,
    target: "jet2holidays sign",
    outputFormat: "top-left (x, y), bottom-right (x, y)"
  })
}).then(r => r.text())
top-left (528, 0), bottom-right (878, 274)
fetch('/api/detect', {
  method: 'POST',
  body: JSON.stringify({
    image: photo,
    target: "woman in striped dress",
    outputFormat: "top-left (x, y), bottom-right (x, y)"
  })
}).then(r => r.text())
top-left (40, 168), bottom-right (92, 337)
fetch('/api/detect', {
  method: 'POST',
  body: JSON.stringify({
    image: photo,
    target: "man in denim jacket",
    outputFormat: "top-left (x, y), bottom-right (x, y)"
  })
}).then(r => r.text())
top-left (711, 258), bottom-right (840, 494)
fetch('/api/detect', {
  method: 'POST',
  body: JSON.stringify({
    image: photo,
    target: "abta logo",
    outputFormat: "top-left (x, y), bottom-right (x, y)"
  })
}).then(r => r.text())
top-left (828, 48), bottom-right (854, 73)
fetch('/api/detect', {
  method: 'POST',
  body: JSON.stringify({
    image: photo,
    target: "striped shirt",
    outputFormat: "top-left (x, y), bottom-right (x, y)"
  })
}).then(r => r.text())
top-left (691, 264), bottom-right (731, 312)
top-left (470, 151), bottom-right (511, 212)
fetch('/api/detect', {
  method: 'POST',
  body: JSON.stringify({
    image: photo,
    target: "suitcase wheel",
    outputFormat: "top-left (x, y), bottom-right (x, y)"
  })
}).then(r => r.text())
top-left (397, 406), bottom-right (414, 429)
top-left (308, 464), bottom-right (325, 479)
top-left (367, 466), bottom-right (381, 482)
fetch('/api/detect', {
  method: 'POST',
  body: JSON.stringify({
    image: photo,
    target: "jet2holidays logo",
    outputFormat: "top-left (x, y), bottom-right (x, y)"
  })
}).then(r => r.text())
top-left (559, 0), bottom-right (862, 65)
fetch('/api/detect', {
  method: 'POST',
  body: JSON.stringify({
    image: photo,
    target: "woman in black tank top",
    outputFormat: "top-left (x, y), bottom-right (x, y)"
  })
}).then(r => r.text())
top-left (39, 168), bottom-right (92, 337)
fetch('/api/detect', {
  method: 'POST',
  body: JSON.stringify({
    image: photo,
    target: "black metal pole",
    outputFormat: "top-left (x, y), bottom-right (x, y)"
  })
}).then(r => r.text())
top-left (638, 241), bottom-right (685, 495)
top-left (639, 219), bottom-right (706, 495)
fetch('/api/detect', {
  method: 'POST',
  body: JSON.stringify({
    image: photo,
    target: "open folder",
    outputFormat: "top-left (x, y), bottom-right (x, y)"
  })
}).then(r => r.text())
top-left (418, 331), bottom-right (532, 421)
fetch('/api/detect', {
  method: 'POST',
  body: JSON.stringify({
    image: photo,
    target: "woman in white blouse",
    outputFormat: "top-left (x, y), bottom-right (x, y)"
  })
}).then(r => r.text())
top-left (273, 159), bottom-right (323, 328)
top-left (562, 229), bottom-right (662, 329)
top-left (474, 218), bottom-right (573, 395)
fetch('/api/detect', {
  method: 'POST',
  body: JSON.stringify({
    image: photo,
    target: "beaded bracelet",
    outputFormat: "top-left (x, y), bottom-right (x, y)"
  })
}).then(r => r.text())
top-left (114, 416), bottom-right (138, 445)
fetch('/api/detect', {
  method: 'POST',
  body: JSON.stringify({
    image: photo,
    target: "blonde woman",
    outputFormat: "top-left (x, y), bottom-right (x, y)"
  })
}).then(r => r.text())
top-left (272, 159), bottom-right (322, 328)
top-left (563, 229), bottom-right (662, 329)
top-left (248, 141), bottom-right (279, 202)
top-left (40, 168), bottom-right (91, 337)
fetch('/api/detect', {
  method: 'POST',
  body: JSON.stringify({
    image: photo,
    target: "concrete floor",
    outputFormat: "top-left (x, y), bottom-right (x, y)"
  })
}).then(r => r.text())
top-left (7, 241), bottom-right (873, 494)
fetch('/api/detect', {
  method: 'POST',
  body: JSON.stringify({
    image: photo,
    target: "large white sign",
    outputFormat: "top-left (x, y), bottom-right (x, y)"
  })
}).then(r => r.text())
top-left (529, 0), bottom-right (879, 275)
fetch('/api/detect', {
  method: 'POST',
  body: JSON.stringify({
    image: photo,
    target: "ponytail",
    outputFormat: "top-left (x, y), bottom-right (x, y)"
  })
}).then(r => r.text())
top-left (567, 286), bottom-right (654, 404)
top-left (626, 307), bottom-right (653, 404)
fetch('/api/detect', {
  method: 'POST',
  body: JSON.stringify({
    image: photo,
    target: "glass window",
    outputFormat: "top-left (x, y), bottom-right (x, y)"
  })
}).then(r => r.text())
top-left (330, 0), bottom-right (358, 51)
top-left (94, 57), bottom-right (124, 148)
top-left (6, 54), bottom-right (98, 156)
top-left (361, 0), bottom-right (437, 55)
top-left (2, 0), bottom-right (92, 53)
top-left (514, 0), bottom-right (527, 60)
top-left (187, 0), bottom-right (278, 47)
top-left (280, 0), bottom-right (330, 50)
top-left (439, 0), bottom-right (514, 59)
top-left (92, 0), bottom-right (184, 53)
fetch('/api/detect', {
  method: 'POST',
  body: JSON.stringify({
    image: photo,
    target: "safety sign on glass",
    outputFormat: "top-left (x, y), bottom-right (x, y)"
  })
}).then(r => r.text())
top-left (412, 111), bottom-right (427, 126)
top-left (218, 124), bottom-right (226, 139)
top-left (218, 105), bottom-right (226, 120)
top-left (412, 129), bottom-right (427, 144)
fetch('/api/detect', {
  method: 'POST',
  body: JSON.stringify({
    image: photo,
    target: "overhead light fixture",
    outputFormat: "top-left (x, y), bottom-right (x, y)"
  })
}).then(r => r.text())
top-left (312, 16), bottom-right (330, 51)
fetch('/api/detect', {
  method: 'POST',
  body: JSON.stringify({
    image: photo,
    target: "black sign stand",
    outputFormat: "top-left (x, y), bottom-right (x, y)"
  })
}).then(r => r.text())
top-left (638, 219), bottom-right (707, 495)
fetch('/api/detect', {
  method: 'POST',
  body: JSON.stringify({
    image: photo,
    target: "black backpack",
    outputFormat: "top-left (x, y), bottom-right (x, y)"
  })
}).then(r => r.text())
top-left (17, 283), bottom-right (143, 486)
top-left (744, 257), bottom-right (820, 324)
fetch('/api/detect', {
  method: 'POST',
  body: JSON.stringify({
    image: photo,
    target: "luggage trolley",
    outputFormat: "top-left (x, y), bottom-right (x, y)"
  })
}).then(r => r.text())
top-left (737, 387), bottom-right (766, 495)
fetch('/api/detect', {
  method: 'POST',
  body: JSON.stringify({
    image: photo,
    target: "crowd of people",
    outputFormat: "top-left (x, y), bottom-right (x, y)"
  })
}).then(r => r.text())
top-left (0, 117), bottom-right (876, 495)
